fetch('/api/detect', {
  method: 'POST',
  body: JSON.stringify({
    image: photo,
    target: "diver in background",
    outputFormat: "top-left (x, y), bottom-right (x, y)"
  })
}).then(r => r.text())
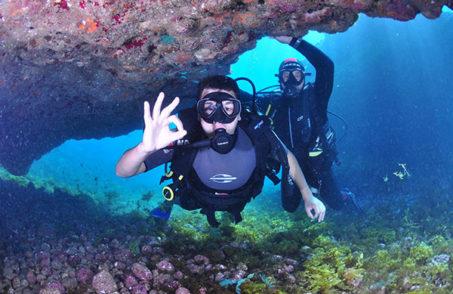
top-left (116, 75), bottom-right (326, 227)
top-left (257, 36), bottom-right (361, 212)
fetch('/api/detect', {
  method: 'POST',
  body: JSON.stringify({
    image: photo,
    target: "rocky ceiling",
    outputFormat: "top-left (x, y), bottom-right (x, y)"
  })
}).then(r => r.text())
top-left (0, 0), bottom-right (451, 176)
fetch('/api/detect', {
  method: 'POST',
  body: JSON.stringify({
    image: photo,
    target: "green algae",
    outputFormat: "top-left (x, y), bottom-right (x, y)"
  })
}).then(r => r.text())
top-left (409, 242), bottom-right (434, 263)
top-left (240, 280), bottom-right (284, 294)
top-left (158, 189), bottom-right (453, 293)
top-left (298, 238), bottom-right (365, 292)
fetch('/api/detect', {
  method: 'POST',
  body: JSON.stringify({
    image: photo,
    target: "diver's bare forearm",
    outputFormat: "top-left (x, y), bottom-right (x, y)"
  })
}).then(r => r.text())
top-left (115, 143), bottom-right (153, 177)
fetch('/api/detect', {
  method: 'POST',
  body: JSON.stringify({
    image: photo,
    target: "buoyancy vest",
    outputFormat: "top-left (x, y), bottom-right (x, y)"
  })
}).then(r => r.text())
top-left (162, 107), bottom-right (292, 227)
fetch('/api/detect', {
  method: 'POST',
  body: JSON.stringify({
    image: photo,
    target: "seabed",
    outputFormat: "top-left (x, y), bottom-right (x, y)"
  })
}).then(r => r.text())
top-left (1, 168), bottom-right (452, 293)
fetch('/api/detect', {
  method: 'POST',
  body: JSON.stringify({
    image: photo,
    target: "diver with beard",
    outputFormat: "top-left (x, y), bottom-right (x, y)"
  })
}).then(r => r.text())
top-left (256, 36), bottom-right (362, 213)
top-left (116, 75), bottom-right (326, 227)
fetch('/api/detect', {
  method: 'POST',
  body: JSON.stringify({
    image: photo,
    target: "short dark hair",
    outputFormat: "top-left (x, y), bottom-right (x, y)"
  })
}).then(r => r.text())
top-left (196, 75), bottom-right (240, 100)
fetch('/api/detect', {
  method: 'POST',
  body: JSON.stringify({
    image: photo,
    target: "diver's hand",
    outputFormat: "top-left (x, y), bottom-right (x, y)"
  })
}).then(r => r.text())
top-left (272, 36), bottom-right (294, 44)
top-left (141, 92), bottom-right (187, 153)
top-left (304, 195), bottom-right (326, 222)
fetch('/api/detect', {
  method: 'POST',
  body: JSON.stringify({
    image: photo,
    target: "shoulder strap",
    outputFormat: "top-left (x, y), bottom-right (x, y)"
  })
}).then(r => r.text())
top-left (305, 85), bottom-right (340, 165)
top-left (240, 111), bottom-right (289, 184)
top-left (177, 106), bottom-right (205, 143)
top-left (168, 108), bottom-right (200, 176)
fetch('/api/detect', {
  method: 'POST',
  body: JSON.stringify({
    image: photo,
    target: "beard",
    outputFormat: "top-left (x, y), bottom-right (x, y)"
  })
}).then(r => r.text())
top-left (281, 86), bottom-right (302, 106)
top-left (282, 85), bottom-right (300, 98)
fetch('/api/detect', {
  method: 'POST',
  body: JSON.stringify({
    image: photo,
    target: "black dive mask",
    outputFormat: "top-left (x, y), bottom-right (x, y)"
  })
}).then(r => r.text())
top-left (278, 59), bottom-right (306, 99)
top-left (210, 128), bottom-right (236, 154)
top-left (281, 71), bottom-right (304, 99)
top-left (197, 92), bottom-right (241, 124)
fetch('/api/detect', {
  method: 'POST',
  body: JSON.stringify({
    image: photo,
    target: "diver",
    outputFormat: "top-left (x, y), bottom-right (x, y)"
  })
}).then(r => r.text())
top-left (256, 36), bottom-right (362, 213)
top-left (116, 75), bottom-right (326, 227)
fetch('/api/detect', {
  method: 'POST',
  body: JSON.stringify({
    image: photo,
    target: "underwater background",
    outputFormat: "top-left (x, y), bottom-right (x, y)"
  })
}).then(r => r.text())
top-left (1, 8), bottom-right (453, 294)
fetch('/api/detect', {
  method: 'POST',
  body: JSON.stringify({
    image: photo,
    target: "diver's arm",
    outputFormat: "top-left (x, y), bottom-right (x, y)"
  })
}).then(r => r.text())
top-left (286, 149), bottom-right (326, 222)
top-left (115, 144), bottom-right (152, 177)
top-left (116, 92), bottom-right (187, 178)
top-left (289, 37), bottom-right (334, 115)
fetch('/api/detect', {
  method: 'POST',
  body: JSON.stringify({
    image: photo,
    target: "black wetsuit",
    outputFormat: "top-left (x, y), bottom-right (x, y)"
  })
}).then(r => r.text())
top-left (258, 39), bottom-right (345, 210)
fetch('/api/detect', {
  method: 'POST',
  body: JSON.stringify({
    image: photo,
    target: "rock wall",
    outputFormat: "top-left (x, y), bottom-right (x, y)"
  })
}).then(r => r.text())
top-left (0, 0), bottom-right (451, 175)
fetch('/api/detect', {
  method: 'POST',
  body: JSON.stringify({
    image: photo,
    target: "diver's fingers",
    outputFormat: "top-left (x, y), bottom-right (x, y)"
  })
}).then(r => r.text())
top-left (306, 206), bottom-right (315, 219)
top-left (312, 206), bottom-right (320, 220)
top-left (152, 92), bottom-right (165, 120)
top-left (160, 97), bottom-right (180, 120)
top-left (167, 115), bottom-right (185, 131)
top-left (273, 36), bottom-right (292, 44)
top-left (167, 115), bottom-right (187, 138)
top-left (319, 209), bottom-right (325, 222)
top-left (144, 101), bottom-right (152, 126)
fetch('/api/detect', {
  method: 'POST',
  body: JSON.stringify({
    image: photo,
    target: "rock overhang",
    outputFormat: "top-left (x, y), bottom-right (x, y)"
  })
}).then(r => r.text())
top-left (0, 0), bottom-right (451, 175)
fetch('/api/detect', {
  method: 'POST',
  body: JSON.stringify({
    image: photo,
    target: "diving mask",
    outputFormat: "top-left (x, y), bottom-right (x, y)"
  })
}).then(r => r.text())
top-left (197, 92), bottom-right (241, 124)
top-left (277, 59), bottom-right (306, 98)
top-left (281, 70), bottom-right (305, 85)
top-left (280, 71), bottom-right (305, 98)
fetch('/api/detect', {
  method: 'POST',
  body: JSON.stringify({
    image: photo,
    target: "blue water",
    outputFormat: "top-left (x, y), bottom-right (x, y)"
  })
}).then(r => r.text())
top-left (8, 10), bottom-right (453, 214)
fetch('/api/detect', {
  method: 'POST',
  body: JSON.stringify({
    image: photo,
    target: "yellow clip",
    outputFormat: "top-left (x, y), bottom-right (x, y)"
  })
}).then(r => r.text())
top-left (309, 150), bottom-right (323, 157)
top-left (265, 104), bottom-right (271, 116)
top-left (178, 175), bottom-right (184, 181)
top-left (162, 186), bottom-right (174, 201)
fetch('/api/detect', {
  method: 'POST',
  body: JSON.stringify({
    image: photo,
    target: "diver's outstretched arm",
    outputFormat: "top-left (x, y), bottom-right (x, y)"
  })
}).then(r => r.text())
top-left (274, 36), bottom-right (334, 117)
top-left (115, 92), bottom-right (187, 178)
top-left (286, 149), bottom-right (326, 222)
top-left (291, 37), bottom-right (334, 117)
